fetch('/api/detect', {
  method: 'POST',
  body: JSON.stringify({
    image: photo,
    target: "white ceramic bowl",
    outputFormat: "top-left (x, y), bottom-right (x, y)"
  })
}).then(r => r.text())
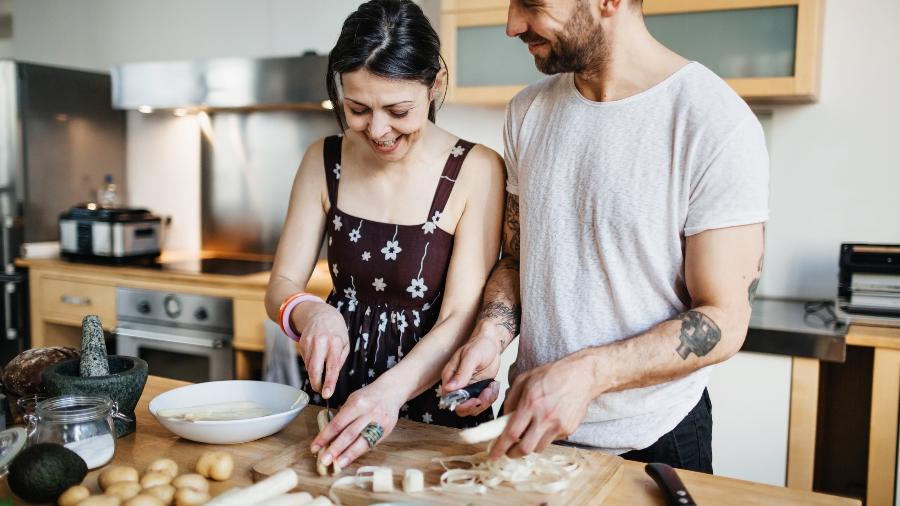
top-left (149, 380), bottom-right (308, 444)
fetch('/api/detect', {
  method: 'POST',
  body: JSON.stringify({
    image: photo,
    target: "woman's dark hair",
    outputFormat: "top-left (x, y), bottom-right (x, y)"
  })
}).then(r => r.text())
top-left (326, 0), bottom-right (446, 130)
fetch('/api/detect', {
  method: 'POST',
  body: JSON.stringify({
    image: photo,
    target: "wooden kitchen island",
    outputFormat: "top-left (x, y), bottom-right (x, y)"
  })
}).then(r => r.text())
top-left (1, 376), bottom-right (857, 505)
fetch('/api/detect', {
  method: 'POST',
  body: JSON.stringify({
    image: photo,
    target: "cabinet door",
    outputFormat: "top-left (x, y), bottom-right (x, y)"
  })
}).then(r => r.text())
top-left (708, 351), bottom-right (792, 486)
top-left (644, 0), bottom-right (824, 101)
top-left (442, 0), bottom-right (823, 104)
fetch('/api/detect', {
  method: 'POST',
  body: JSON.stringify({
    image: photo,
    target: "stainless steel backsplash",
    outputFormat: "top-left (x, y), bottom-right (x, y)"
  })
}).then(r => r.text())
top-left (201, 110), bottom-right (338, 255)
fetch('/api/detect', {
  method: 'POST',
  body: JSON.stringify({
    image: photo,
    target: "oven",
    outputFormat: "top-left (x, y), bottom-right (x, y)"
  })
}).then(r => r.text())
top-left (114, 287), bottom-right (234, 382)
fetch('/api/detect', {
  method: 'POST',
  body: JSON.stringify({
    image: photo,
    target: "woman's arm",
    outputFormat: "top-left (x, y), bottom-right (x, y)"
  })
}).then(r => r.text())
top-left (265, 139), bottom-right (350, 397)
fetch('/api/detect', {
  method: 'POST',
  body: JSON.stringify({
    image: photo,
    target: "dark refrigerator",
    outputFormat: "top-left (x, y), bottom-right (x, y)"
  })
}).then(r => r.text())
top-left (0, 60), bottom-right (126, 365)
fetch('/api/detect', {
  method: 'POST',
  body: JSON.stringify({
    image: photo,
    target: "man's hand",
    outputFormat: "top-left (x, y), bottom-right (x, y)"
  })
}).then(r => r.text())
top-left (489, 352), bottom-right (594, 460)
top-left (440, 325), bottom-right (506, 416)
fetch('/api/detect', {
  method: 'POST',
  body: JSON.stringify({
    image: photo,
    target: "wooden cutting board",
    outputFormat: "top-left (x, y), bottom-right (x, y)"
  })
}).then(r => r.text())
top-left (253, 407), bottom-right (624, 505)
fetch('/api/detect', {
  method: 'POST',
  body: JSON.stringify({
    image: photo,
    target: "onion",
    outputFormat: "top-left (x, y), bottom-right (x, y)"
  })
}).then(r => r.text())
top-left (432, 450), bottom-right (583, 496)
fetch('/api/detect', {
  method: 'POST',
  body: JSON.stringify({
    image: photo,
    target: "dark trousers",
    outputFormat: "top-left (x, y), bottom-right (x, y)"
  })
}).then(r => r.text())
top-left (621, 389), bottom-right (713, 473)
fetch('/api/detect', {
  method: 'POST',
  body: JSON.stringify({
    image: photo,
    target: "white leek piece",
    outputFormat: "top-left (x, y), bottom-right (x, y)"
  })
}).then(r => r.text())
top-left (459, 413), bottom-right (511, 444)
top-left (372, 467), bottom-right (394, 493)
top-left (402, 469), bottom-right (424, 493)
top-left (205, 469), bottom-right (298, 506)
top-left (251, 492), bottom-right (313, 506)
top-left (157, 401), bottom-right (272, 421)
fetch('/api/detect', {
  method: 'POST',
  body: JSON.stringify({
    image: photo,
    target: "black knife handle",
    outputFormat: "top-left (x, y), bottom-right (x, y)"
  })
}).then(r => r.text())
top-left (645, 463), bottom-right (698, 506)
top-left (461, 378), bottom-right (494, 399)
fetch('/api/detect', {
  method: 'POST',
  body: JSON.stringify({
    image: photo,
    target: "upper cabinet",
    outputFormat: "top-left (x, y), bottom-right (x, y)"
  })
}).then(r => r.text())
top-left (440, 0), bottom-right (824, 104)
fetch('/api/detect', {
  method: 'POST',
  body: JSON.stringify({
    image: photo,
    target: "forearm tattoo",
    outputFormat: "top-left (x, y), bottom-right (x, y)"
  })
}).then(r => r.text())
top-left (748, 253), bottom-right (763, 306)
top-left (505, 194), bottom-right (520, 259)
top-left (675, 311), bottom-right (722, 359)
top-left (479, 301), bottom-right (521, 344)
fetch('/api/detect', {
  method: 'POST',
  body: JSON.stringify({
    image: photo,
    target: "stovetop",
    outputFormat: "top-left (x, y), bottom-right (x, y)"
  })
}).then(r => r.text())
top-left (157, 257), bottom-right (273, 276)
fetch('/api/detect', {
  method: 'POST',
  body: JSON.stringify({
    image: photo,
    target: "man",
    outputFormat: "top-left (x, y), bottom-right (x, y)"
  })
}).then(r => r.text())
top-left (440, 0), bottom-right (768, 473)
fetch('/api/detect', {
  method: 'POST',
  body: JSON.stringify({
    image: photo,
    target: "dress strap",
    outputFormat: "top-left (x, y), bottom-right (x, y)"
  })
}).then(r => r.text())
top-left (323, 135), bottom-right (344, 208)
top-left (427, 139), bottom-right (475, 221)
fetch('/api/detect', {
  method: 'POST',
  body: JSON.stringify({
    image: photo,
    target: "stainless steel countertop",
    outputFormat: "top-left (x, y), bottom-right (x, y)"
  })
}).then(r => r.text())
top-left (743, 297), bottom-right (848, 362)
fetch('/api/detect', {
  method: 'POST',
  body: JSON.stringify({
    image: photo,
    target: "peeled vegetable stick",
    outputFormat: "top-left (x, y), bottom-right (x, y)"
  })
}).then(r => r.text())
top-left (205, 469), bottom-right (298, 506)
top-left (316, 408), bottom-right (333, 477)
top-left (157, 401), bottom-right (267, 419)
top-left (372, 467), bottom-right (394, 493)
top-left (403, 469), bottom-right (424, 493)
top-left (459, 413), bottom-right (512, 444)
top-left (251, 492), bottom-right (313, 506)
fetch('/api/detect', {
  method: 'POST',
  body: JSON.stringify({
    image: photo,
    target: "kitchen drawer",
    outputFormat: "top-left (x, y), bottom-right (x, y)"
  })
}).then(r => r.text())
top-left (39, 277), bottom-right (117, 328)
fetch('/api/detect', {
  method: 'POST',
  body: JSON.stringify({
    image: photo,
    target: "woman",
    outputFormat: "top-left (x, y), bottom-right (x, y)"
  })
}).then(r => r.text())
top-left (265, 0), bottom-right (504, 470)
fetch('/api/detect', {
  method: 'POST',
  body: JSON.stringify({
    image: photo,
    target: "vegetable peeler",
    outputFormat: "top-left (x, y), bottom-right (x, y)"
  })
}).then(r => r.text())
top-left (439, 378), bottom-right (494, 411)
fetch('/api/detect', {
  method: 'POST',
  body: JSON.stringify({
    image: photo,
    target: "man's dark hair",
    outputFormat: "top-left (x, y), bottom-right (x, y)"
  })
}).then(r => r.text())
top-left (326, 0), bottom-right (445, 130)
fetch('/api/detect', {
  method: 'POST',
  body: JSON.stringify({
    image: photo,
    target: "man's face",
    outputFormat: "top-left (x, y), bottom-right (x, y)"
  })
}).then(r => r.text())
top-left (507, 0), bottom-right (607, 74)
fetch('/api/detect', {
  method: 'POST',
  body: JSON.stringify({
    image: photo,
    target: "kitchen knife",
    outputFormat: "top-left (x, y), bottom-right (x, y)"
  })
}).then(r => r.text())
top-left (645, 462), bottom-right (698, 505)
top-left (439, 378), bottom-right (494, 411)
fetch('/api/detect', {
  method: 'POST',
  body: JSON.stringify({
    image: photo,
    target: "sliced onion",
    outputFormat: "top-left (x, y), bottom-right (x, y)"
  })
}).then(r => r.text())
top-left (432, 450), bottom-right (583, 496)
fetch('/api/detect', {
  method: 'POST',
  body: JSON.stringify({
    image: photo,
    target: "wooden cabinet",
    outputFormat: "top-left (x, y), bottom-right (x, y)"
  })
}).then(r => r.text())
top-left (37, 276), bottom-right (117, 329)
top-left (440, 0), bottom-right (824, 104)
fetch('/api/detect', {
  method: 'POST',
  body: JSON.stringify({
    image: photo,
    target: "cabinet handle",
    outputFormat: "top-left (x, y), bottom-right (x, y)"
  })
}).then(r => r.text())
top-left (61, 294), bottom-right (91, 306)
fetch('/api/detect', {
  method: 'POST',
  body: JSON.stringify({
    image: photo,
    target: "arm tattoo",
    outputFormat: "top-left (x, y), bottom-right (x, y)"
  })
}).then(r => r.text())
top-left (505, 194), bottom-right (520, 259)
top-left (675, 311), bottom-right (722, 359)
top-left (479, 301), bottom-right (520, 343)
top-left (748, 253), bottom-right (764, 306)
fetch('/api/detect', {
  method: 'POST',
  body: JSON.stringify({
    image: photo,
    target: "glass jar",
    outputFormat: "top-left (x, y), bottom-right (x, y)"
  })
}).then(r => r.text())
top-left (25, 396), bottom-right (132, 469)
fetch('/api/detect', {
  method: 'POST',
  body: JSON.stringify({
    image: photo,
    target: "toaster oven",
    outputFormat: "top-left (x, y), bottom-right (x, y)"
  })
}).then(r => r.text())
top-left (59, 205), bottom-right (162, 263)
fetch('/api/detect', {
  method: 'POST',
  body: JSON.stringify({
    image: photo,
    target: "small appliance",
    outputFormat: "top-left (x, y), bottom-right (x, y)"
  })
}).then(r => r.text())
top-left (59, 205), bottom-right (161, 264)
top-left (837, 243), bottom-right (900, 325)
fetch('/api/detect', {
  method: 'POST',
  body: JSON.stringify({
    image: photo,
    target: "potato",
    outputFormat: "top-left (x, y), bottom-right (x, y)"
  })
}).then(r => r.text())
top-left (77, 496), bottom-right (122, 506)
top-left (123, 494), bottom-right (166, 506)
top-left (99, 465), bottom-right (140, 491)
top-left (146, 458), bottom-right (179, 478)
top-left (173, 488), bottom-right (210, 506)
top-left (141, 471), bottom-right (173, 488)
top-left (58, 485), bottom-right (91, 506)
top-left (142, 484), bottom-right (175, 505)
top-left (171, 474), bottom-right (209, 492)
top-left (104, 481), bottom-right (142, 501)
top-left (195, 451), bottom-right (234, 481)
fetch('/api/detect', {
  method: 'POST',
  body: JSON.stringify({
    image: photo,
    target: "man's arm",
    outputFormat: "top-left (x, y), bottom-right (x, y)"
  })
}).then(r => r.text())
top-left (492, 222), bottom-right (764, 459)
top-left (440, 192), bottom-right (522, 403)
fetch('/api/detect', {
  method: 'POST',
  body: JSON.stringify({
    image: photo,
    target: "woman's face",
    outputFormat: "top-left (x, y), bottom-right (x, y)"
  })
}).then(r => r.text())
top-left (340, 69), bottom-right (434, 162)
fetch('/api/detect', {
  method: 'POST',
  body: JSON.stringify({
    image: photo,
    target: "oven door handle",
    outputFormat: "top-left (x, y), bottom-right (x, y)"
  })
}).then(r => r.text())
top-left (114, 327), bottom-right (227, 349)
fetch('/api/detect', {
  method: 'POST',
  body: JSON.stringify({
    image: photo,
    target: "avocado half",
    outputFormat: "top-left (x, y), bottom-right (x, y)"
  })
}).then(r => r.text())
top-left (8, 442), bottom-right (88, 503)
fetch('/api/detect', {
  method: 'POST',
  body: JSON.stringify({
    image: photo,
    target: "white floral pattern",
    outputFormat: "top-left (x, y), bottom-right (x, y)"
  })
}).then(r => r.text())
top-left (333, 163), bottom-right (341, 179)
top-left (422, 412), bottom-right (433, 424)
top-left (450, 145), bottom-right (465, 158)
top-left (381, 240), bottom-right (401, 260)
top-left (344, 287), bottom-right (356, 300)
top-left (431, 210), bottom-right (443, 224)
top-left (378, 312), bottom-right (387, 333)
top-left (361, 251), bottom-right (371, 261)
top-left (333, 215), bottom-right (342, 231)
top-left (372, 278), bottom-right (387, 292)
top-left (396, 313), bottom-right (408, 334)
top-left (349, 221), bottom-right (362, 243)
top-left (406, 277), bottom-right (427, 298)
top-left (412, 310), bottom-right (421, 327)
top-left (421, 221), bottom-right (436, 234)
top-left (386, 355), bottom-right (397, 369)
top-left (332, 263), bottom-right (339, 276)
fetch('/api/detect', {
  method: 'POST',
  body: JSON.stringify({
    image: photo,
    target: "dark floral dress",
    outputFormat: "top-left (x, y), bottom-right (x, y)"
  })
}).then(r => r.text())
top-left (299, 134), bottom-right (493, 429)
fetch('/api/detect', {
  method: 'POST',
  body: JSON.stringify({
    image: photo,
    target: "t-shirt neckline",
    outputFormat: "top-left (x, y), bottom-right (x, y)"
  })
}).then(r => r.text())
top-left (566, 61), bottom-right (698, 108)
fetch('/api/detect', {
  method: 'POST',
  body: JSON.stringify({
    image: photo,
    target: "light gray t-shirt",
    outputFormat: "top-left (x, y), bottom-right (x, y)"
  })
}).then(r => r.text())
top-left (505, 62), bottom-right (769, 453)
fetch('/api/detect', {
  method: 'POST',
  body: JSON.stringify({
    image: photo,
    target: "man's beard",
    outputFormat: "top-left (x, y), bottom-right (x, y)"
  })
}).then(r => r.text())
top-left (521, 6), bottom-right (607, 75)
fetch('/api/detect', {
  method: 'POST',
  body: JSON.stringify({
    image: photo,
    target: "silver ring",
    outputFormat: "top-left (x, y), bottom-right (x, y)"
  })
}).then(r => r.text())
top-left (361, 422), bottom-right (384, 448)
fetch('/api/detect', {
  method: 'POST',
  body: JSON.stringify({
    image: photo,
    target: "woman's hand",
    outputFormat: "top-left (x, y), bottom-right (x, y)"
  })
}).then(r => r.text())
top-left (309, 382), bottom-right (404, 469)
top-left (293, 302), bottom-right (350, 399)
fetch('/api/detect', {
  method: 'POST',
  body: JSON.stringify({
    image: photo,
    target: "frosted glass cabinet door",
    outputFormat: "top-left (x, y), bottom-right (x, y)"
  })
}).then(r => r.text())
top-left (645, 7), bottom-right (798, 79)
top-left (457, 24), bottom-right (544, 87)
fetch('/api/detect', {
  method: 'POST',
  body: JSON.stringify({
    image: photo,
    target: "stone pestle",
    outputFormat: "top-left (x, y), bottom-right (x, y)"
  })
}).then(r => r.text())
top-left (79, 315), bottom-right (110, 377)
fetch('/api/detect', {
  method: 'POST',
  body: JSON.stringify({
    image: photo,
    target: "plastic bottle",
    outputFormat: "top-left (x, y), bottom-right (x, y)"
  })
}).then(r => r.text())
top-left (97, 174), bottom-right (120, 208)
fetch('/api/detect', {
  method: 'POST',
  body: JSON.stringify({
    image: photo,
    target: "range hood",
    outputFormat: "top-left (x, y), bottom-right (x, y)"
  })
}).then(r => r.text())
top-left (111, 52), bottom-right (330, 111)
